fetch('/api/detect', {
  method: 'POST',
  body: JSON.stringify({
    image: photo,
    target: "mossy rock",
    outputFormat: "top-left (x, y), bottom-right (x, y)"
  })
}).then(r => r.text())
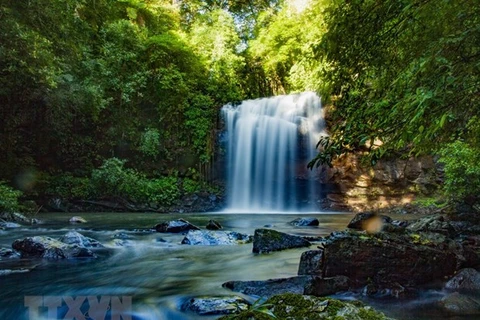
top-left (218, 293), bottom-right (393, 320)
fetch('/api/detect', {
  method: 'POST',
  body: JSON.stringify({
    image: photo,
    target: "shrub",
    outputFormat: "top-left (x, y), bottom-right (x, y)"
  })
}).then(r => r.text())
top-left (47, 174), bottom-right (93, 199)
top-left (91, 158), bottom-right (180, 205)
top-left (439, 141), bottom-right (480, 201)
top-left (183, 178), bottom-right (201, 195)
top-left (0, 181), bottom-right (22, 213)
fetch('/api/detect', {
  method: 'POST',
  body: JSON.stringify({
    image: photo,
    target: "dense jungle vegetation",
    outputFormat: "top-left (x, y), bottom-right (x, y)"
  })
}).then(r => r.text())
top-left (0, 0), bottom-right (479, 212)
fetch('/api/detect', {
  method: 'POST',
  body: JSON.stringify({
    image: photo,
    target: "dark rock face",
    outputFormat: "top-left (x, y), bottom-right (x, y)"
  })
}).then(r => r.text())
top-left (59, 231), bottom-right (103, 248)
top-left (12, 236), bottom-right (96, 259)
top-left (206, 219), bottom-right (222, 230)
top-left (406, 215), bottom-right (455, 237)
top-left (445, 268), bottom-right (480, 291)
top-left (304, 276), bottom-right (351, 296)
top-left (181, 230), bottom-right (252, 245)
top-left (290, 217), bottom-right (320, 226)
top-left (223, 276), bottom-right (314, 297)
top-left (181, 296), bottom-right (249, 315)
top-left (298, 250), bottom-right (324, 276)
top-left (322, 231), bottom-right (461, 287)
top-left (252, 229), bottom-right (311, 254)
top-left (154, 218), bottom-right (200, 233)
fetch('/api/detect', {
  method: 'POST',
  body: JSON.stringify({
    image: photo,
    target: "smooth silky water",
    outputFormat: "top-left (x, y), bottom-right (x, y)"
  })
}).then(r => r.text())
top-left (0, 212), bottom-right (470, 320)
top-left (0, 212), bottom-right (353, 320)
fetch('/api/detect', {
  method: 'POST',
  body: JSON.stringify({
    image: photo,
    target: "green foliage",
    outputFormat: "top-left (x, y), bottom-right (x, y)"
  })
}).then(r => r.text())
top-left (90, 158), bottom-right (180, 205)
top-left (182, 178), bottom-right (201, 195)
top-left (309, 0), bottom-right (480, 167)
top-left (439, 141), bottom-right (480, 201)
top-left (0, 182), bottom-right (22, 213)
top-left (138, 128), bottom-right (161, 159)
top-left (138, 177), bottom-right (180, 206)
top-left (47, 174), bottom-right (94, 200)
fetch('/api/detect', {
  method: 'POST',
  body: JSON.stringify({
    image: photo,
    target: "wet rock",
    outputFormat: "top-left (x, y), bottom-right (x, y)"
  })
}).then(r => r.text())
top-left (0, 248), bottom-right (20, 258)
top-left (252, 229), bottom-right (311, 254)
top-left (322, 231), bottom-right (460, 287)
top-left (59, 231), bottom-right (103, 248)
top-left (206, 219), bottom-right (222, 230)
top-left (181, 230), bottom-right (252, 245)
top-left (290, 217), bottom-right (320, 226)
top-left (298, 250), bottom-right (324, 275)
top-left (347, 212), bottom-right (393, 233)
top-left (0, 221), bottom-right (22, 229)
top-left (69, 216), bottom-right (87, 223)
top-left (439, 292), bottom-right (480, 316)
top-left (461, 236), bottom-right (480, 268)
top-left (218, 293), bottom-right (393, 320)
top-left (181, 296), bottom-right (249, 315)
top-left (406, 215), bottom-right (455, 237)
top-left (445, 268), bottom-right (480, 292)
top-left (154, 218), bottom-right (200, 233)
top-left (223, 276), bottom-right (314, 298)
top-left (304, 276), bottom-right (351, 296)
top-left (0, 212), bottom-right (31, 223)
top-left (112, 232), bottom-right (132, 240)
top-left (108, 239), bottom-right (133, 247)
top-left (12, 236), bottom-right (96, 259)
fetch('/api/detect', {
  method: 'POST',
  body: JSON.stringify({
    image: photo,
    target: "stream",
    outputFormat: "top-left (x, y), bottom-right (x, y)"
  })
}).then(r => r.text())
top-left (0, 212), bottom-right (468, 319)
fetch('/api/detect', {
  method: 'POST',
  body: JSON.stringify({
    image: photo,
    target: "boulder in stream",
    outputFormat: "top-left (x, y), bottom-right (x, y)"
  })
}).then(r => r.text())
top-left (406, 215), bottom-right (455, 237)
top-left (298, 250), bottom-right (324, 275)
top-left (154, 218), bottom-right (200, 233)
top-left (321, 230), bottom-right (461, 287)
top-left (445, 268), bottom-right (480, 291)
top-left (59, 231), bottom-right (104, 248)
top-left (252, 229), bottom-right (311, 253)
top-left (12, 236), bottom-right (96, 259)
top-left (69, 216), bottom-right (87, 223)
top-left (181, 230), bottom-right (252, 245)
top-left (290, 217), bottom-right (320, 226)
top-left (223, 276), bottom-right (313, 297)
top-left (347, 212), bottom-right (393, 233)
top-left (439, 292), bottom-right (480, 316)
top-left (206, 219), bottom-right (222, 230)
top-left (181, 296), bottom-right (249, 315)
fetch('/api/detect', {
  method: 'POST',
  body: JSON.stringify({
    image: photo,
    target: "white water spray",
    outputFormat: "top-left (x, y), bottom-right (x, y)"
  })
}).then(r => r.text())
top-left (222, 92), bottom-right (324, 212)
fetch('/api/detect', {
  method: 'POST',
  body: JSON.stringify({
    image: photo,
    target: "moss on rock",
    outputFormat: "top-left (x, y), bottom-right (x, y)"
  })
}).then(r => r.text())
top-left (218, 293), bottom-right (393, 320)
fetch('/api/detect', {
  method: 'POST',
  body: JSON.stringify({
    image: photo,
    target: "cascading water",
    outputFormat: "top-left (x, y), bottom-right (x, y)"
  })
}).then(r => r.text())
top-left (222, 91), bottom-right (325, 212)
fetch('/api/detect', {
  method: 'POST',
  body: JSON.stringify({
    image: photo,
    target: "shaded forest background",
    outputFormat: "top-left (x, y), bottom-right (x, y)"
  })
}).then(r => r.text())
top-left (0, 0), bottom-right (479, 211)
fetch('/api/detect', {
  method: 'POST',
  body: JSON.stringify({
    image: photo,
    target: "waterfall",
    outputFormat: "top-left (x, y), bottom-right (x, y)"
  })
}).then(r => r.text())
top-left (222, 92), bottom-right (324, 212)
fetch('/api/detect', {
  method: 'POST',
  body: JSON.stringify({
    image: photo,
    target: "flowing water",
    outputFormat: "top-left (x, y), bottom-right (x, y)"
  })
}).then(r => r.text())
top-left (0, 212), bottom-right (352, 320)
top-left (0, 212), bottom-right (469, 320)
top-left (222, 92), bottom-right (325, 212)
